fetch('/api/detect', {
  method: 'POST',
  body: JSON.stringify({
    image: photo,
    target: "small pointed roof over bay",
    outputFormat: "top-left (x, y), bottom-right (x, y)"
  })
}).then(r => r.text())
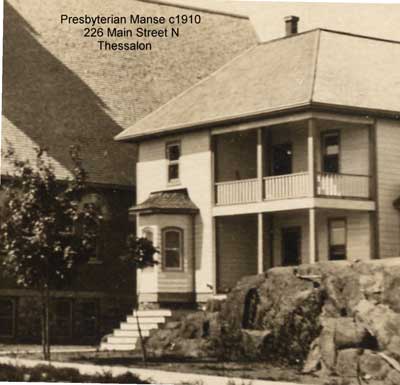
top-left (130, 188), bottom-right (199, 215)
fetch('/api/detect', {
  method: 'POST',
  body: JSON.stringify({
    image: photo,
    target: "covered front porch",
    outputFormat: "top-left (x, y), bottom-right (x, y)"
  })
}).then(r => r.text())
top-left (212, 115), bottom-right (374, 206)
top-left (215, 208), bottom-right (375, 293)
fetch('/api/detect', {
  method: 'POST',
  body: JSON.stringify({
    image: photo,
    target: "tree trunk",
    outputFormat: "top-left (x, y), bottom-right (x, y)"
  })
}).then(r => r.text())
top-left (41, 287), bottom-right (51, 361)
top-left (134, 308), bottom-right (147, 365)
top-left (41, 293), bottom-right (46, 360)
top-left (45, 285), bottom-right (51, 361)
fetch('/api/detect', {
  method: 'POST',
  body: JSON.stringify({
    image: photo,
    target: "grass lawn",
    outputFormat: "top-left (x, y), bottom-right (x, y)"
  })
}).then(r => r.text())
top-left (0, 362), bottom-right (149, 383)
top-left (22, 350), bottom-right (327, 384)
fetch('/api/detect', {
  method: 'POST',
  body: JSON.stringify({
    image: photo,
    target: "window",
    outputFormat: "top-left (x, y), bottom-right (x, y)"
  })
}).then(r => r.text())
top-left (142, 227), bottom-right (154, 242)
top-left (322, 132), bottom-right (340, 173)
top-left (328, 219), bottom-right (347, 260)
top-left (166, 142), bottom-right (181, 184)
top-left (162, 227), bottom-right (183, 271)
top-left (51, 299), bottom-right (72, 338)
top-left (79, 193), bottom-right (111, 264)
top-left (0, 298), bottom-right (15, 337)
top-left (81, 301), bottom-right (98, 338)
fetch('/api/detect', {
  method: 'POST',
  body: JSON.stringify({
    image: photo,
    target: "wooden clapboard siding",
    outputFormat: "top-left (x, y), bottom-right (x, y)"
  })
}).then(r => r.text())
top-left (318, 124), bottom-right (370, 175)
top-left (316, 210), bottom-right (372, 261)
top-left (214, 130), bottom-right (257, 182)
top-left (271, 210), bottom-right (372, 265)
top-left (137, 130), bottom-right (214, 297)
top-left (216, 215), bottom-right (258, 292)
top-left (376, 119), bottom-right (400, 258)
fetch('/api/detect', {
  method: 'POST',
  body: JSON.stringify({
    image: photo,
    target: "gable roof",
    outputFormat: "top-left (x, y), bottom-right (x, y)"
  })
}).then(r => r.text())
top-left (116, 28), bottom-right (400, 142)
top-left (1, 0), bottom-right (256, 186)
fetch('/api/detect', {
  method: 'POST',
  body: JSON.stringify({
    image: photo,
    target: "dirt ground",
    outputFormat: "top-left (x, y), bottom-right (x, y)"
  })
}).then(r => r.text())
top-left (16, 350), bottom-right (331, 384)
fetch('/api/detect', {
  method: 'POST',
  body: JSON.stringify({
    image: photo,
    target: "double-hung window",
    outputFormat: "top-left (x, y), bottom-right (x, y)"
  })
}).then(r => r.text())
top-left (162, 227), bottom-right (183, 271)
top-left (166, 142), bottom-right (181, 184)
top-left (328, 218), bottom-right (347, 260)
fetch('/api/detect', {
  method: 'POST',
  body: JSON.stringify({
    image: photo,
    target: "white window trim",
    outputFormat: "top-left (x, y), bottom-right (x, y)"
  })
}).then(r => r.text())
top-left (162, 227), bottom-right (184, 272)
top-left (166, 141), bottom-right (181, 185)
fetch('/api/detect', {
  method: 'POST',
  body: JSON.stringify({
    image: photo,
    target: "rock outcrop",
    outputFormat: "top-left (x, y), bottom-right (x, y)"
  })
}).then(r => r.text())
top-left (142, 258), bottom-right (400, 383)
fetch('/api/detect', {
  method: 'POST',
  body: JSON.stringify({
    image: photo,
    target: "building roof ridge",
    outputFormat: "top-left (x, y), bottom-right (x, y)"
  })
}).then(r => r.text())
top-left (137, 0), bottom-right (249, 20)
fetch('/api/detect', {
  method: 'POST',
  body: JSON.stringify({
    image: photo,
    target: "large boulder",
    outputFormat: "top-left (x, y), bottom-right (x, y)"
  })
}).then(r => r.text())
top-left (354, 300), bottom-right (400, 359)
top-left (359, 350), bottom-right (391, 381)
top-left (335, 348), bottom-right (362, 378)
top-left (142, 258), bottom-right (400, 384)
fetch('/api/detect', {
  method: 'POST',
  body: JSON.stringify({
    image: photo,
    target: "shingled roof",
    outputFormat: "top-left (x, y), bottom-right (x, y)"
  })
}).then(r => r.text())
top-left (116, 28), bottom-right (400, 142)
top-left (130, 188), bottom-right (199, 215)
top-left (1, 0), bottom-right (256, 186)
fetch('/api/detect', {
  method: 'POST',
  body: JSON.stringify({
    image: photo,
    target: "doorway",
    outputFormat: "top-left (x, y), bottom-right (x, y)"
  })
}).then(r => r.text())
top-left (272, 143), bottom-right (292, 176)
top-left (282, 227), bottom-right (301, 266)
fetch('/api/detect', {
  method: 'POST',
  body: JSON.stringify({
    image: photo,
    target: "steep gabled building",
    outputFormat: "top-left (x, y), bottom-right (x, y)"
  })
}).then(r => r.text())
top-left (0, 0), bottom-right (256, 344)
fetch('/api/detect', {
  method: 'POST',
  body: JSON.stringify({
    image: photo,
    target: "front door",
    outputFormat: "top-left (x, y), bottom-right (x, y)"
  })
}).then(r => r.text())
top-left (282, 227), bottom-right (301, 266)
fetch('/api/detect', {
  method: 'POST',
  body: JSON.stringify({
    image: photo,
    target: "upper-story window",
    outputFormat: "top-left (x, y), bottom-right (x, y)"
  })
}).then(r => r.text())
top-left (162, 227), bottom-right (183, 271)
top-left (322, 131), bottom-right (340, 173)
top-left (328, 218), bottom-right (347, 260)
top-left (166, 142), bottom-right (181, 184)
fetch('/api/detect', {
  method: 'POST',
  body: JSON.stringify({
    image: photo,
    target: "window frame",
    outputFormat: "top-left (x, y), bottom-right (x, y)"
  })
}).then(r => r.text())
top-left (321, 130), bottom-right (341, 174)
top-left (51, 298), bottom-right (73, 339)
top-left (142, 227), bottom-right (154, 242)
top-left (166, 141), bottom-right (181, 185)
top-left (79, 193), bottom-right (111, 265)
top-left (0, 298), bottom-right (16, 338)
top-left (80, 300), bottom-right (99, 338)
top-left (328, 217), bottom-right (347, 261)
top-left (162, 227), bottom-right (184, 272)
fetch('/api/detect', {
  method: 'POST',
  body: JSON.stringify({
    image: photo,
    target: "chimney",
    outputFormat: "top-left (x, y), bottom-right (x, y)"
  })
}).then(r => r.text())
top-left (284, 15), bottom-right (299, 36)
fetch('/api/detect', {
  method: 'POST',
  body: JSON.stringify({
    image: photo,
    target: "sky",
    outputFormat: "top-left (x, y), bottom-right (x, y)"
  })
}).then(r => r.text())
top-left (159, 0), bottom-right (400, 42)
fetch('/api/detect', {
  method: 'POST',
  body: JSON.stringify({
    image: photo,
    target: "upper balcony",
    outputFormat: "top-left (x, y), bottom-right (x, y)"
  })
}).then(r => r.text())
top-left (212, 118), bottom-right (374, 209)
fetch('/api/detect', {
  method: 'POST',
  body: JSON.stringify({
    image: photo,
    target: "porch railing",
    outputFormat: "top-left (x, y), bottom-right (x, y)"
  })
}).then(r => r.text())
top-left (214, 172), bottom-right (370, 205)
top-left (264, 172), bottom-right (310, 201)
top-left (317, 172), bottom-right (370, 199)
top-left (215, 178), bottom-right (259, 205)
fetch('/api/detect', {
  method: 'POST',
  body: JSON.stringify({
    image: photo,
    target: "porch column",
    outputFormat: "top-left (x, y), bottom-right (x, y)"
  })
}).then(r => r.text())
top-left (307, 119), bottom-right (317, 197)
top-left (257, 213), bottom-right (264, 274)
top-left (309, 208), bottom-right (317, 264)
top-left (257, 128), bottom-right (264, 201)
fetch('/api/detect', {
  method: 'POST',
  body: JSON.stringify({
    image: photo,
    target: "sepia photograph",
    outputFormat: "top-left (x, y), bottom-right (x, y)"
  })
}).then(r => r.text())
top-left (1, 0), bottom-right (400, 384)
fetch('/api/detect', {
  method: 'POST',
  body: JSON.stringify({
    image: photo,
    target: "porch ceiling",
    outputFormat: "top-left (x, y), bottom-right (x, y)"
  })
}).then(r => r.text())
top-left (116, 29), bottom-right (400, 142)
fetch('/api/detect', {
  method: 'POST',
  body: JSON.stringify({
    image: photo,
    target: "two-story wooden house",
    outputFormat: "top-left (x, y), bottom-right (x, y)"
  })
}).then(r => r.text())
top-left (116, 17), bottom-right (400, 307)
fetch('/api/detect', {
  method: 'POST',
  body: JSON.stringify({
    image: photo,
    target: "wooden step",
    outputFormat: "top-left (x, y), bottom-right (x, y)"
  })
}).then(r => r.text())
top-left (126, 316), bottom-right (166, 324)
top-left (100, 342), bottom-right (136, 351)
top-left (114, 329), bottom-right (150, 337)
top-left (133, 309), bottom-right (172, 317)
top-left (107, 336), bottom-right (141, 344)
top-left (120, 322), bottom-right (159, 331)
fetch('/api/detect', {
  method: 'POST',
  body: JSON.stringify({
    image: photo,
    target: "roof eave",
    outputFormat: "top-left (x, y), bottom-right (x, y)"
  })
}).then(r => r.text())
top-left (129, 206), bottom-right (199, 215)
top-left (115, 101), bottom-right (400, 143)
